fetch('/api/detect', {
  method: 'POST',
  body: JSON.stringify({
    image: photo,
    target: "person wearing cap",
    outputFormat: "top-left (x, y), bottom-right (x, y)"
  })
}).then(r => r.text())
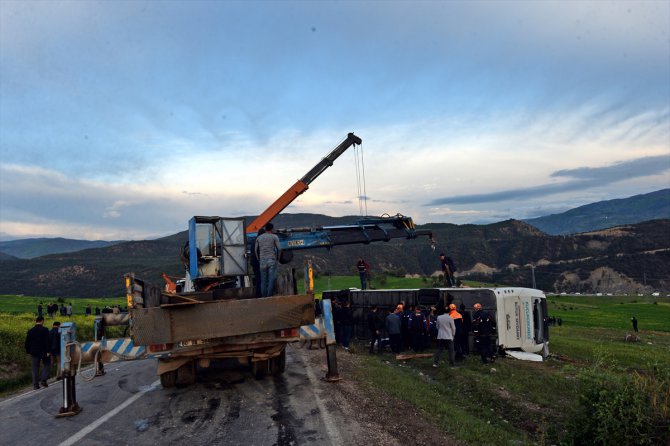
top-left (472, 303), bottom-right (496, 364)
top-left (448, 304), bottom-right (466, 360)
top-left (433, 306), bottom-right (456, 368)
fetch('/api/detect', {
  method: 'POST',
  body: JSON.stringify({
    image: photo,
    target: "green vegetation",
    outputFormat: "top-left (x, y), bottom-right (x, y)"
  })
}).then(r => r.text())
top-left (0, 294), bottom-right (125, 315)
top-left (299, 274), bottom-right (490, 296)
top-left (0, 295), bottom-right (126, 394)
top-left (0, 313), bottom-right (108, 394)
top-left (352, 294), bottom-right (670, 445)
top-left (2, 287), bottom-right (669, 443)
top-left (547, 294), bottom-right (669, 331)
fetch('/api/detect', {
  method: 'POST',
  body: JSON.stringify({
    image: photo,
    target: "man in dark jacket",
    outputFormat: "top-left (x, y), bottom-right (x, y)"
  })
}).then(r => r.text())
top-left (339, 301), bottom-right (354, 350)
top-left (409, 307), bottom-right (427, 352)
top-left (367, 306), bottom-right (384, 354)
top-left (50, 321), bottom-right (62, 379)
top-left (25, 316), bottom-right (51, 389)
top-left (439, 253), bottom-right (457, 287)
top-left (472, 303), bottom-right (496, 363)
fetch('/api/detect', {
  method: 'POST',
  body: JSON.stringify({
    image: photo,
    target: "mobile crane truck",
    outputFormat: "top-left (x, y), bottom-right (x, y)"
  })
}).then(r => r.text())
top-left (57, 133), bottom-right (433, 415)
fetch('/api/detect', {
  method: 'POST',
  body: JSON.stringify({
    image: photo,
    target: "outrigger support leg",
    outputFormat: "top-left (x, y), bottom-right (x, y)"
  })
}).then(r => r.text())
top-left (321, 299), bottom-right (341, 382)
top-left (56, 322), bottom-right (82, 417)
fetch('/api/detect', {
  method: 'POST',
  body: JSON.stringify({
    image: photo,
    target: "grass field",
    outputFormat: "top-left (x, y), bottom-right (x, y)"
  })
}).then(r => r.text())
top-left (353, 293), bottom-right (670, 445)
top-left (0, 295), bottom-right (126, 315)
top-left (0, 295), bottom-right (127, 394)
top-left (299, 274), bottom-right (493, 296)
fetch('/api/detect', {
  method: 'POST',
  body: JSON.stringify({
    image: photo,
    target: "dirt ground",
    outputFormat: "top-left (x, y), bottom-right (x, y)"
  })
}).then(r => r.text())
top-left (297, 344), bottom-right (460, 446)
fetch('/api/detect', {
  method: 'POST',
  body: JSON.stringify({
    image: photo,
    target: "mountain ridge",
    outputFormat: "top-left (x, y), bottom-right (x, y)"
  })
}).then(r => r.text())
top-left (0, 217), bottom-right (666, 297)
top-left (523, 188), bottom-right (670, 235)
top-left (0, 237), bottom-right (124, 259)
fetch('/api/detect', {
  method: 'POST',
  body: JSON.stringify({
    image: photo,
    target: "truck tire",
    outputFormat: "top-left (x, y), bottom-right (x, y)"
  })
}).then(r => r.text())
top-left (252, 360), bottom-right (269, 379)
top-left (177, 361), bottom-right (196, 386)
top-left (160, 370), bottom-right (177, 388)
top-left (270, 348), bottom-right (286, 375)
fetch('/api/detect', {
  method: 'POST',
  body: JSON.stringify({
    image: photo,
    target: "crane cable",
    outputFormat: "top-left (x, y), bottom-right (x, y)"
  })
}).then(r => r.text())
top-left (353, 142), bottom-right (368, 216)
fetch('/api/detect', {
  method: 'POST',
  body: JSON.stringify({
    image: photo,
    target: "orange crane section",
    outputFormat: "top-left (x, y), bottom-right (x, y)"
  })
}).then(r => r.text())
top-left (246, 132), bottom-right (362, 233)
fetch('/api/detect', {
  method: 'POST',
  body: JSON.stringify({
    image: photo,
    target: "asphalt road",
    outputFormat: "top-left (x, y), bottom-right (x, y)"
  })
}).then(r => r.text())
top-left (0, 346), bottom-right (356, 445)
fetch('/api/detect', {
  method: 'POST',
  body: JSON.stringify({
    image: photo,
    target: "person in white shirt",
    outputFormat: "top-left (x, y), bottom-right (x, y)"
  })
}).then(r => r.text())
top-left (433, 306), bottom-right (456, 367)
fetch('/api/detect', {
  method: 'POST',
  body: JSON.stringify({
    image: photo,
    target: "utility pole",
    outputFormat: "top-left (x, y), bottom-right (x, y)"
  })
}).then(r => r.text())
top-left (531, 265), bottom-right (537, 289)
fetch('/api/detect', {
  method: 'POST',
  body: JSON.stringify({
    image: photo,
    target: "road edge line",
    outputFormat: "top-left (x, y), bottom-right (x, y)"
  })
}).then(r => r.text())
top-left (57, 379), bottom-right (160, 446)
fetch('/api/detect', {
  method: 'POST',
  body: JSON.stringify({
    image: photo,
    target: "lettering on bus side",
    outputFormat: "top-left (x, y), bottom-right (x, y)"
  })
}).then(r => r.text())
top-left (524, 301), bottom-right (532, 340)
top-left (287, 240), bottom-right (305, 247)
top-left (514, 302), bottom-right (521, 340)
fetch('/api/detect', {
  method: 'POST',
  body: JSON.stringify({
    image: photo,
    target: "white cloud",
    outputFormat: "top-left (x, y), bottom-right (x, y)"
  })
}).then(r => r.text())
top-left (1, 1), bottom-right (668, 238)
top-left (103, 200), bottom-right (130, 219)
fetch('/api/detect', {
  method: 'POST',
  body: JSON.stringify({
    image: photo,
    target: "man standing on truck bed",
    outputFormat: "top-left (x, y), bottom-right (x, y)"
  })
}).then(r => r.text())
top-left (255, 222), bottom-right (281, 297)
top-left (439, 253), bottom-right (457, 287)
top-left (356, 256), bottom-right (370, 290)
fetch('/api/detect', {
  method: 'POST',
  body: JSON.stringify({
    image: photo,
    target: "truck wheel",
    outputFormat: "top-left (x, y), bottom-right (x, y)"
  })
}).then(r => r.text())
top-left (252, 360), bottom-right (269, 379)
top-left (270, 349), bottom-right (286, 375)
top-left (160, 370), bottom-right (177, 388)
top-left (177, 361), bottom-right (196, 386)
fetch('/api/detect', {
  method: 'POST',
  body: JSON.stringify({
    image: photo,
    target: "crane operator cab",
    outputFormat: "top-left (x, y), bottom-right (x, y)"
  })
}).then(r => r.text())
top-left (182, 216), bottom-right (249, 292)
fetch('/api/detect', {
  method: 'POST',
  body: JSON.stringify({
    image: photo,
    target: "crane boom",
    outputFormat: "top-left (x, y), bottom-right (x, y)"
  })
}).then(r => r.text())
top-left (246, 133), bottom-right (362, 233)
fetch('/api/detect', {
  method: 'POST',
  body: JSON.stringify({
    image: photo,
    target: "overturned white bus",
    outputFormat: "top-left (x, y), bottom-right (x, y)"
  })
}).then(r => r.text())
top-left (322, 287), bottom-right (550, 358)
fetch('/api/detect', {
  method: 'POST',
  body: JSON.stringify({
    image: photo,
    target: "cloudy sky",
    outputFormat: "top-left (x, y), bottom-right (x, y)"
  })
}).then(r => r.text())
top-left (1, 0), bottom-right (669, 241)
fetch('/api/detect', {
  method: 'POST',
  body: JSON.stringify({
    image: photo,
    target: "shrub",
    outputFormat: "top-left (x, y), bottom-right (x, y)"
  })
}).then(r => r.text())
top-left (566, 365), bottom-right (670, 445)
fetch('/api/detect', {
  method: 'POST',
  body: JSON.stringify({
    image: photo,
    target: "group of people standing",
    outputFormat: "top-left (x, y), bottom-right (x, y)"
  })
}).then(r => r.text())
top-left (39, 302), bottom-right (73, 318)
top-left (24, 317), bottom-right (62, 390)
top-left (38, 302), bottom-right (122, 318)
top-left (356, 252), bottom-right (457, 290)
top-left (351, 300), bottom-right (498, 366)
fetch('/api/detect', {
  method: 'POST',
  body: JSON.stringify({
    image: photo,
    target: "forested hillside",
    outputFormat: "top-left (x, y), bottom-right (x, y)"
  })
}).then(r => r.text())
top-left (0, 216), bottom-right (667, 297)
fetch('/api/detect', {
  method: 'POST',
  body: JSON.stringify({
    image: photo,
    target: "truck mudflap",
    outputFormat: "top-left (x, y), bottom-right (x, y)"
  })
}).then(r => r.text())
top-left (130, 293), bottom-right (315, 346)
